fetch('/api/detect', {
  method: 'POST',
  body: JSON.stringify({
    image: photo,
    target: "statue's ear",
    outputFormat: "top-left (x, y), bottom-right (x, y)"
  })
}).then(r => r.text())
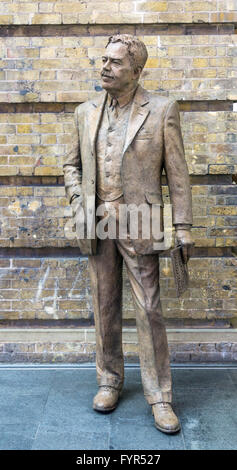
top-left (134, 66), bottom-right (142, 80)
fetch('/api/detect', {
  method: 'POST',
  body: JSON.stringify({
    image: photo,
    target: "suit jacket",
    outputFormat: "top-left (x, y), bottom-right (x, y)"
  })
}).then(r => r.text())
top-left (63, 84), bottom-right (193, 255)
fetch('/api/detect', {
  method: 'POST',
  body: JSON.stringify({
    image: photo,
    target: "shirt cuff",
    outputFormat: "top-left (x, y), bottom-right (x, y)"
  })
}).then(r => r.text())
top-left (70, 194), bottom-right (80, 204)
top-left (174, 224), bottom-right (192, 231)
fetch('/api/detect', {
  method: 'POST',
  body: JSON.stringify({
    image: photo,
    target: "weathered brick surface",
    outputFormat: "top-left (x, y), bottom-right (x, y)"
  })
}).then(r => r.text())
top-left (0, 111), bottom-right (236, 176)
top-left (0, 0), bottom-right (236, 361)
top-left (0, 339), bottom-right (236, 363)
top-left (0, 257), bottom-right (236, 322)
top-left (0, 1), bottom-right (236, 25)
top-left (0, 34), bottom-right (235, 101)
top-left (0, 184), bottom-right (236, 248)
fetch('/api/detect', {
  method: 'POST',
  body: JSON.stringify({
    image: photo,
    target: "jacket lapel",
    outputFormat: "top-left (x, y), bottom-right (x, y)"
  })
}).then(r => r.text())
top-left (123, 85), bottom-right (150, 155)
top-left (88, 91), bottom-right (107, 153)
top-left (87, 85), bottom-right (150, 155)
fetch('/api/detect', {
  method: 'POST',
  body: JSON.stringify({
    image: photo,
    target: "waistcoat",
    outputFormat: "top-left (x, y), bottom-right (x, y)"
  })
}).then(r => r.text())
top-left (96, 99), bottom-right (132, 202)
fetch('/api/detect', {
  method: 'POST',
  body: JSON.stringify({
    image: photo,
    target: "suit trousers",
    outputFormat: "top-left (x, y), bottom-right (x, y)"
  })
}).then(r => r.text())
top-left (88, 197), bottom-right (172, 405)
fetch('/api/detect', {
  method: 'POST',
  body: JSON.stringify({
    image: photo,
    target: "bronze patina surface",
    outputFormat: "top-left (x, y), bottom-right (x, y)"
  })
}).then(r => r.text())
top-left (63, 34), bottom-right (194, 434)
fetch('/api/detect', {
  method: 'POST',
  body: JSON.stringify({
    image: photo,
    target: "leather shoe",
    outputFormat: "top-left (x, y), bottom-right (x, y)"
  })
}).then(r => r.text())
top-left (152, 402), bottom-right (180, 434)
top-left (93, 386), bottom-right (121, 413)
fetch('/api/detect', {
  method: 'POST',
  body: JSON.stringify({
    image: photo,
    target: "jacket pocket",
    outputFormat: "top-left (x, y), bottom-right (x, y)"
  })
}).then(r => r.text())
top-left (145, 191), bottom-right (164, 207)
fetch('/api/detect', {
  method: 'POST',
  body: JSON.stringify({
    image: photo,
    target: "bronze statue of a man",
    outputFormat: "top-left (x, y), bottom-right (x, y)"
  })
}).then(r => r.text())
top-left (63, 34), bottom-right (193, 434)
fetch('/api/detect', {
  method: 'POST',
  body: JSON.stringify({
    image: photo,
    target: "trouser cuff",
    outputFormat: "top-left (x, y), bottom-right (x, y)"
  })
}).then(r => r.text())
top-left (98, 377), bottom-right (123, 391)
top-left (145, 391), bottom-right (172, 405)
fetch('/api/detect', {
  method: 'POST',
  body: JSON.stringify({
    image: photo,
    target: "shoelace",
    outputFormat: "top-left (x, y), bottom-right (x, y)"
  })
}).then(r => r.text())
top-left (157, 402), bottom-right (170, 409)
top-left (101, 386), bottom-right (115, 392)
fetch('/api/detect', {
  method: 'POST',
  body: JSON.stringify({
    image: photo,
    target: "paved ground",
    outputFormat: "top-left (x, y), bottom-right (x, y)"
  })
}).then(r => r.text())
top-left (0, 364), bottom-right (236, 450)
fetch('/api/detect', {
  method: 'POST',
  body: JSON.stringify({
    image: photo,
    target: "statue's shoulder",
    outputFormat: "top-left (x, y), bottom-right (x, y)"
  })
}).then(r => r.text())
top-left (147, 90), bottom-right (176, 109)
top-left (75, 91), bottom-right (106, 116)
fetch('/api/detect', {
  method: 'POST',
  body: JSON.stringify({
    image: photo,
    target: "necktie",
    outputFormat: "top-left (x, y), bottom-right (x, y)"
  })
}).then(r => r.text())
top-left (110, 97), bottom-right (118, 119)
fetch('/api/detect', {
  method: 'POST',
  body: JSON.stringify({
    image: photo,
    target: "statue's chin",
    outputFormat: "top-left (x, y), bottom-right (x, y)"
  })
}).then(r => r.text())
top-left (101, 82), bottom-right (115, 92)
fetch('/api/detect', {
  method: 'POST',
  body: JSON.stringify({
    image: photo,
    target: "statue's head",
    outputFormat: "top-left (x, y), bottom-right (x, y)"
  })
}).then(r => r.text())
top-left (101, 34), bottom-right (148, 96)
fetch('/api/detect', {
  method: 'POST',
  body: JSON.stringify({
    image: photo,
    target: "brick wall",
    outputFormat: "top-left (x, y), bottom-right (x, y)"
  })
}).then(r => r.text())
top-left (0, 0), bottom-right (236, 362)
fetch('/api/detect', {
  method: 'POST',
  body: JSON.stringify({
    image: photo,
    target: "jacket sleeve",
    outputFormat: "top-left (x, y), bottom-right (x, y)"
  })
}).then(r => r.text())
top-left (63, 106), bottom-right (82, 203)
top-left (163, 100), bottom-right (193, 225)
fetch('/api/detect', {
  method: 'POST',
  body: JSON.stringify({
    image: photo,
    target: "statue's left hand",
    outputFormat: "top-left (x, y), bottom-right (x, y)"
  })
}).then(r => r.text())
top-left (175, 230), bottom-right (195, 263)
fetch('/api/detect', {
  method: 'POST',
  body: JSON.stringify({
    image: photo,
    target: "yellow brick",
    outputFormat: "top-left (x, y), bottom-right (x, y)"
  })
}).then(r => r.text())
top-left (64, 48), bottom-right (87, 58)
top-left (0, 15), bottom-right (13, 24)
top-left (25, 48), bottom-right (39, 58)
top-left (13, 14), bottom-right (31, 25)
top-left (209, 207), bottom-right (237, 216)
top-left (56, 91), bottom-right (90, 102)
top-left (80, 37), bottom-right (94, 47)
top-left (193, 58), bottom-right (209, 67)
top-left (161, 80), bottom-right (182, 89)
top-left (7, 71), bottom-right (36, 81)
top-left (19, 167), bottom-right (35, 176)
top-left (41, 135), bottom-right (57, 145)
top-left (33, 59), bottom-right (66, 69)
top-left (61, 13), bottom-right (81, 24)
top-left (41, 156), bottom-right (57, 165)
top-left (119, 1), bottom-right (134, 12)
top-left (0, 166), bottom-right (17, 175)
top-left (54, 2), bottom-right (87, 13)
top-left (41, 114), bottom-right (58, 124)
top-left (34, 166), bottom-right (62, 176)
top-left (40, 48), bottom-right (56, 59)
top-left (8, 135), bottom-right (39, 145)
top-left (161, 36), bottom-right (192, 46)
top-left (142, 36), bottom-right (158, 46)
top-left (192, 13), bottom-right (210, 22)
top-left (40, 38), bottom-right (62, 47)
top-left (32, 14), bottom-right (62, 24)
top-left (210, 58), bottom-right (231, 67)
top-left (40, 71), bottom-right (56, 80)
top-left (57, 135), bottom-right (72, 144)
top-left (143, 80), bottom-right (159, 90)
top-left (33, 124), bottom-right (63, 133)
top-left (198, 69), bottom-right (217, 78)
top-left (157, 12), bottom-right (193, 22)
top-left (9, 156), bottom-right (35, 165)
top-left (7, 3), bottom-right (38, 13)
top-left (167, 46), bottom-right (183, 56)
top-left (186, 1), bottom-right (217, 11)
top-left (18, 93), bottom-right (39, 102)
top-left (39, 3), bottom-right (54, 13)
top-left (88, 2), bottom-right (119, 12)
top-left (167, 69), bottom-right (184, 79)
top-left (193, 124), bottom-right (208, 133)
top-left (17, 125), bottom-right (32, 134)
top-left (8, 115), bottom-right (39, 124)
top-left (137, 2), bottom-right (168, 12)
top-left (145, 58), bottom-right (160, 68)
top-left (160, 58), bottom-right (172, 68)
top-left (216, 238), bottom-right (225, 247)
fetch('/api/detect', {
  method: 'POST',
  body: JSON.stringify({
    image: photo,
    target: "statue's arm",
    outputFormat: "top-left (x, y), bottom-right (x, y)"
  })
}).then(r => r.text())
top-left (163, 100), bottom-right (193, 227)
top-left (163, 100), bottom-right (194, 261)
top-left (63, 106), bottom-right (82, 204)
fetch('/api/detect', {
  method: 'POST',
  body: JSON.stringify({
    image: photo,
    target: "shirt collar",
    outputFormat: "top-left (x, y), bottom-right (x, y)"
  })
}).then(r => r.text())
top-left (108, 85), bottom-right (138, 109)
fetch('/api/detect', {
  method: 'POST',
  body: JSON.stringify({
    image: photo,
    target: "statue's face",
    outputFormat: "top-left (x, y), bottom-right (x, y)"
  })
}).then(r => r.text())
top-left (101, 42), bottom-right (139, 95)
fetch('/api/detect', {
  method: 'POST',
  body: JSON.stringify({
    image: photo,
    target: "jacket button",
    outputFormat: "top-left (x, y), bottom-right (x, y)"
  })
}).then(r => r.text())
top-left (91, 179), bottom-right (94, 184)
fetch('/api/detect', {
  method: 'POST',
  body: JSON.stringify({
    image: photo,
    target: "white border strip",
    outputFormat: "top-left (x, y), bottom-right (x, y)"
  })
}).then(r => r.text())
top-left (0, 328), bottom-right (236, 343)
top-left (0, 363), bottom-right (236, 370)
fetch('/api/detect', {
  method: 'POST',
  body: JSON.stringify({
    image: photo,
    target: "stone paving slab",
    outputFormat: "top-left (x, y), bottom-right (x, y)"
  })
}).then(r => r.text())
top-left (0, 365), bottom-right (236, 450)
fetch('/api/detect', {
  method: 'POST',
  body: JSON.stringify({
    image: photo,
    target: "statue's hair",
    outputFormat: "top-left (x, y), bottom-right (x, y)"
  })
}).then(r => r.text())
top-left (106, 34), bottom-right (148, 72)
